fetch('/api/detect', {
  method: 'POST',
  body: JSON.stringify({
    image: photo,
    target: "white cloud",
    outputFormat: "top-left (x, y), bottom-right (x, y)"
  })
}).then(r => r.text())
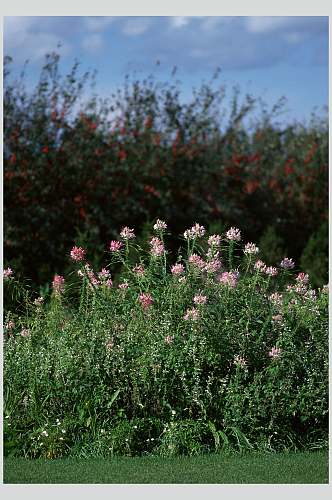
top-left (4, 17), bottom-right (71, 62)
top-left (170, 16), bottom-right (191, 29)
top-left (83, 16), bottom-right (116, 33)
top-left (246, 17), bottom-right (293, 34)
top-left (122, 18), bottom-right (150, 36)
top-left (81, 33), bottom-right (103, 53)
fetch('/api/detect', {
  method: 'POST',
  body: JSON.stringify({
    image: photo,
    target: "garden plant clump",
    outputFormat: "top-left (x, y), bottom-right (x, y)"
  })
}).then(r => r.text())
top-left (4, 221), bottom-right (328, 459)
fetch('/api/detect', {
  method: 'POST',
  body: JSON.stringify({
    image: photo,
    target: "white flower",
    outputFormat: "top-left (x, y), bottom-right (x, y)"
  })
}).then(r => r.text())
top-left (226, 227), bottom-right (241, 241)
top-left (244, 242), bottom-right (259, 255)
top-left (153, 219), bottom-right (167, 231)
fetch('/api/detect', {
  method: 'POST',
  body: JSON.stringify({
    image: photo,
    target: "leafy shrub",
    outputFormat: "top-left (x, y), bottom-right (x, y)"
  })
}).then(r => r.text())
top-left (4, 221), bottom-right (328, 457)
top-left (4, 53), bottom-right (328, 288)
top-left (300, 222), bottom-right (328, 288)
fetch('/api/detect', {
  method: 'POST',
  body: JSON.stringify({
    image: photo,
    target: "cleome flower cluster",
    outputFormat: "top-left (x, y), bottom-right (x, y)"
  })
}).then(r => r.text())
top-left (4, 220), bottom-right (324, 365)
top-left (3, 219), bottom-right (328, 458)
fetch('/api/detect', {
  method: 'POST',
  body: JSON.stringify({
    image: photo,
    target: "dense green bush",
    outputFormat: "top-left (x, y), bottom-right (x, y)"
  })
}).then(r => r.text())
top-left (4, 53), bottom-right (328, 288)
top-left (4, 222), bottom-right (328, 458)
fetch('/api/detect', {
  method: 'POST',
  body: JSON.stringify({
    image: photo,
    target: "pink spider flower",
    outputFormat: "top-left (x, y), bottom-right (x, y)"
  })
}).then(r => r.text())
top-left (153, 219), bottom-right (167, 231)
top-left (150, 237), bottom-right (165, 257)
top-left (3, 267), bottom-right (13, 279)
top-left (171, 263), bottom-right (185, 275)
top-left (193, 294), bottom-right (207, 305)
top-left (139, 293), bottom-right (154, 310)
top-left (208, 234), bottom-right (221, 247)
top-left (296, 272), bottom-right (309, 284)
top-left (184, 307), bottom-right (200, 321)
top-left (52, 275), bottom-right (65, 294)
top-left (120, 226), bottom-right (136, 240)
top-left (34, 297), bottom-right (44, 307)
top-left (226, 227), bottom-right (241, 241)
top-left (109, 240), bottom-right (123, 252)
top-left (269, 293), bottom-right (283, 307)
top-left (70, 246), bottom-right (86, 262)
top-left (5, 320), bottom-right (15, 331)
top-left (133, 264), bottom-right (145, 276)
top-left (204, 258), bottom-right (222, 273)
top-left (118, 282), bottom-right (129, 290)
top-left (268, 346), bottom-right (282, 359)
top-left (188, 254), bottom-right (205, 269)
top-left (254, 260), bottom-right (266, 272)
top-left (184, 223), bottom-right (206, 240)
top-left (98, 268), bottom-right (111, 279)
top-left (219, 271), bottom-right (239, 288)
top-left (265, 266), bottom-right (278, 277)
top-left (20, 328), bottom-right (31, 338)
top-left (280, 257), bottom-right (295, 269)
top-left (244, 243), bottom-right (259, 255)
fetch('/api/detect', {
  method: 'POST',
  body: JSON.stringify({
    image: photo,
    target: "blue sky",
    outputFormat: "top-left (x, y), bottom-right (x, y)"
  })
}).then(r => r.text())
top-left (4, 16), bottom-right (329, 124)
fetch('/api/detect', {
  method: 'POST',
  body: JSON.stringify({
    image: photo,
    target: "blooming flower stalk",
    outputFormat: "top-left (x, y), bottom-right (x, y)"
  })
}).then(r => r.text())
top-left (188, 254), bottom-right (205, 269)
top-left (3, 267), bottom-right (13, 279)
top-left (208, 234), bottom-right (221, 247)
top-left (254, 260), bottom-right (266, 272)
top-left (70, 246), bottom-right (86, 262)
top-left (193, 294), bottom-right (207, 305)
top-left (204, 258), bottom-right (222, 274)
top-left (226, 227), bottom-right (241, 241)
top-left (265, 266), bottom-right (278, 277)
top-left (280, 257), bottom-right (295, 269)
top-left (153, 219), bottom-right (167, 232)
top-left (184, 223), bottom-right (206, 240)
top-left (150, 237), bottom-right (165, 257)
top-left (133, 264), bottom-right (145, 276)
top-left (269, 293), bottom-right (283, 307)
top-left (52, 275), bottom-right (65, 294)
top-left (109, 240), bottom-right (123, 252)
top-left (184, 307), bottom-right (200, 321)
top-left (244, 243), bottom-right (259, 255)
top-left (219, 271), bottom-right (239, 288)
top-left (268, 346), bottom-right (282, 359)
top-left (120, 227), bottom-right (136, 240)
top-left (171, 263), bottom-right (185, 275)
top-left (296, 272), bottom-right (309, 284)
top-left (139, 293), bottom-right (154, 310)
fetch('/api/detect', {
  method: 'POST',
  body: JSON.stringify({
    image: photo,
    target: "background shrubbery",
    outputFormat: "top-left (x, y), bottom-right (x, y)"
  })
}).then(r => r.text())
top-left (4, 52), bottom-right (328, 290)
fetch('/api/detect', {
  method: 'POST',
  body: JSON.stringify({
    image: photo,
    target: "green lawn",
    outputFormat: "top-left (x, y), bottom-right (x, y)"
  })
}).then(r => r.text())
top-left (3, 451), bottom-right (329, 484)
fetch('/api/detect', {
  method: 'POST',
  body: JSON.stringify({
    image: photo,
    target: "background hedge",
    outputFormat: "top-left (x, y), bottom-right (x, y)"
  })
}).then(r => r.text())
top-left (4, 53), bottom-right (328, 289)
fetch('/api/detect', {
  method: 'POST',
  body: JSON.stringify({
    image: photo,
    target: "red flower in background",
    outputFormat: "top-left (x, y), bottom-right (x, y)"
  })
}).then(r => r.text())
top-left (145, 116), bottom-right (153, 129)
top-left (244, 179), bottom-right (260, 194)
top-left (144, 184), bottom-right (159, 196)
top-left (118, 150), bottom-right (127, 161)
top-left (284, 159), bottom-right (295, 176)
top-left (304, 143), bottom-right (317, 164)
top-left (42, 146), bottom-right (49, 154)
top-left (9, 153), bottom-right (16, 164)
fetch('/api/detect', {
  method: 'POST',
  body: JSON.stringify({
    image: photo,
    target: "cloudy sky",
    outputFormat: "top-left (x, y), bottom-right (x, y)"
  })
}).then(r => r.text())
top-left (4, 16), bottom-right (329, 123)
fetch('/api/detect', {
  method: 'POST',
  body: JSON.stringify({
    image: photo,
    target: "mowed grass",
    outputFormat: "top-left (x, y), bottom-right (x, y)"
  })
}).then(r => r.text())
top-left (4, 451), bottom-right (329, 484)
